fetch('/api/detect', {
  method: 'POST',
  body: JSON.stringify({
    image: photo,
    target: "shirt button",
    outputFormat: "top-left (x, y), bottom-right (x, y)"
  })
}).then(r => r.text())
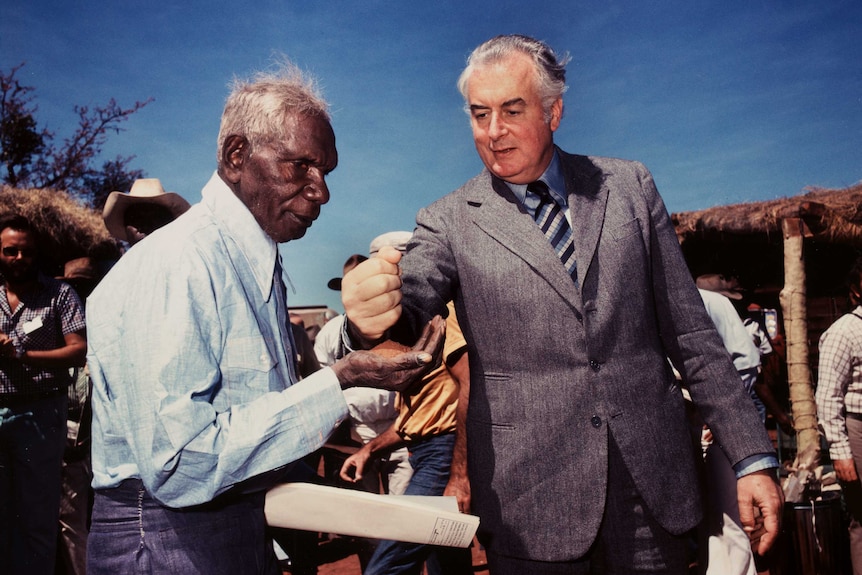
top-left (591, 415), bottom-right (602, 428)
top-left (589, 360), bottom-right (601, 372)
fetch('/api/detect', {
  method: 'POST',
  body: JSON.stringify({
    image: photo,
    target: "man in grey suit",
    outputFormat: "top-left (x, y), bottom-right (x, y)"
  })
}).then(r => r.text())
top-left (342, 34), bottom-right (783, 574)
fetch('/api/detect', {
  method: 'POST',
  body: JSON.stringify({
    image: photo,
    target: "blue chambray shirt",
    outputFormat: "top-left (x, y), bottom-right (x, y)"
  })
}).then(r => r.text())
top-left (87, 172), bottom-right (347, 507)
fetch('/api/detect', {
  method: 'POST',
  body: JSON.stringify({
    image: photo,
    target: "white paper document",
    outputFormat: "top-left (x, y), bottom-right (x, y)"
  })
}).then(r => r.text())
top-left (265, 482), bottom-right (479, 548)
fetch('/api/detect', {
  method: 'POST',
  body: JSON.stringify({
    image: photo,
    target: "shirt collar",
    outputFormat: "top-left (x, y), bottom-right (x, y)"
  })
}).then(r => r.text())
top-left (505, 149), bottom-right (568, 209)
top-left (201, 171), bottom-right (278, 299)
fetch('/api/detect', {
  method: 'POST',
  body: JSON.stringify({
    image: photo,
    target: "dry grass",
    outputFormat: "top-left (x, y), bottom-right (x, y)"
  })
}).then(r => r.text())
top-left (672, 182), bottom-right (862, 244)
top-left (0, 185), bottom-right (120, 275)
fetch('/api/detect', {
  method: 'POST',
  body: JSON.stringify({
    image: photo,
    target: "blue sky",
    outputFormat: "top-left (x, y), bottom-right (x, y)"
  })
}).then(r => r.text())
top-left (2, 1), bottom-right (860, 312)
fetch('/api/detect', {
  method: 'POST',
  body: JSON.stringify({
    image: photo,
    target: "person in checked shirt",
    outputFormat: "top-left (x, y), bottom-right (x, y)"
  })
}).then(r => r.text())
top-left (816, 256), bottom-right (862, 575)
top-left (0, 214), bottom-right (87, 575)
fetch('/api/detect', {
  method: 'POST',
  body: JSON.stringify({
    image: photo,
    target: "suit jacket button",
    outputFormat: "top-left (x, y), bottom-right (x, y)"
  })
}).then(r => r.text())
top-left (591, 415), bottom-right (602, 428)
top-left (589, 360), bottom-right (601, 371)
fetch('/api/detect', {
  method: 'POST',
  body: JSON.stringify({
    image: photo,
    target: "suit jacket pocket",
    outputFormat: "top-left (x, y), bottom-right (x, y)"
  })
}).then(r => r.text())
top-left (470, 372), bottom-right (521, 430)
top-left (607, 218), bottom-right (641, 241)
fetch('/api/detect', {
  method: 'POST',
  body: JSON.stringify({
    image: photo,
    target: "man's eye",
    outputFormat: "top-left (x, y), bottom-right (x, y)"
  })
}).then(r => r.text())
top-left (290, 160), bottom-right (310, 171)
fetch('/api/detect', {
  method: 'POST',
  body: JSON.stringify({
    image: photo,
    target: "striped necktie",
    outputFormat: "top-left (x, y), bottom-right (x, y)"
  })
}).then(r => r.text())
top-left (529, 180), bottom-right (578, 287)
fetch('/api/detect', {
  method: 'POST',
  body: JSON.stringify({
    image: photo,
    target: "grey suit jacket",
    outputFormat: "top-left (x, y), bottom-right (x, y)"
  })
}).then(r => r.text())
top-left (394, 149), bottom-right (774, 561)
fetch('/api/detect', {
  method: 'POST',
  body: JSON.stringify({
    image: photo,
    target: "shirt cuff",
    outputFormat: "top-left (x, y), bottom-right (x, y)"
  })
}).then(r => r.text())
top-left (338, 317), bottom-right (358, 359)
top-left (339, 316), bottom-right (387, 356)
top-left (733, 453), bottom-right (780, 478)
top-left (829, 442), bottom-right (853, 461)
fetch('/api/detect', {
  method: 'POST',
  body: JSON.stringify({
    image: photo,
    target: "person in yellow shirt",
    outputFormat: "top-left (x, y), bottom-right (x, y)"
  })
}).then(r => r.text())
top-left (341, 298), bottom-right (472, 575)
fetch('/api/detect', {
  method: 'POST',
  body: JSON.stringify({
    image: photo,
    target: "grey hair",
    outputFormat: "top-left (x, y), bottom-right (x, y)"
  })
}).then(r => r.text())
top-left (457, 34), bottom-right (570, 122)
top-left (216, 58), bottom-right (330, 165)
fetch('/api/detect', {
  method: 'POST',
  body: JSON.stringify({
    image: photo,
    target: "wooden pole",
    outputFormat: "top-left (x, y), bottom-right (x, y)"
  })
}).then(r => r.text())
top-left (778, 218), bottom-right (819, 458)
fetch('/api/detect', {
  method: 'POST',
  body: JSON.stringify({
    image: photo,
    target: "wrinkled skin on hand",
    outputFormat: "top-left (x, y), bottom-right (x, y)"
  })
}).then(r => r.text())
top-left (331, 315), bottom-right (446, 393)
top-left (737, 469), bottom-right (784, 556)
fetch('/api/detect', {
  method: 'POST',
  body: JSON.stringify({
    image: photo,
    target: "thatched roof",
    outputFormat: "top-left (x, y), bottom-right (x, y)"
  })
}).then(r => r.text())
top-left (0, 185), bottom-right (120, 276)
top-left (671, 182), bottom-right (862, 298)
top-left (673, 182), bottom-right (862, 245)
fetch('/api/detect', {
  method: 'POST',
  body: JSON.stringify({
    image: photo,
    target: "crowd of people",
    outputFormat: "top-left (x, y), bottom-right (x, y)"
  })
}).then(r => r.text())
top-left (0, 32), bottom-right (857, 575)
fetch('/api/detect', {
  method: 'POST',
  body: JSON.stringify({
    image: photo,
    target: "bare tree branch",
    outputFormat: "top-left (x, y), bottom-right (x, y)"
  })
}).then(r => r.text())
top-left (0, 63), bottom-right (152, 207)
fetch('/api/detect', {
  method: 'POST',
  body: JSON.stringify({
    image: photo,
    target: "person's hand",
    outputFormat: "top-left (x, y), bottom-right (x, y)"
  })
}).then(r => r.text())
top-left (342, 246), bottom-right (403, 343)
top-left (833, 458), bottom-right (858, 482)
top-left (737, 469), bottom-right (784, 556)
top-left (0, 333), bottom-right (16, 359)
top-left (777, 415), bottom-right (796, 437)
top-left (330, 316), bottom-right (446, 393)
top-left (444, 471), bottom-right (471, 514)
top-left (340, 446), bottom-right (373, 484)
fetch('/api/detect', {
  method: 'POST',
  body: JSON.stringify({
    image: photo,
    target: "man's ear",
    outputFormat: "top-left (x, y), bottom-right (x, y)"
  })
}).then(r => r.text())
top-left (549, 98), bottom-right (563, 132)
top-left (220, 135), bottom-right (249, 184)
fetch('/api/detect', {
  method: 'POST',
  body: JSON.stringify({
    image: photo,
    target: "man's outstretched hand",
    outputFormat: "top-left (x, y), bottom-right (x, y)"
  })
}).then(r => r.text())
top-left (331, 315), bottom-right (445, 393)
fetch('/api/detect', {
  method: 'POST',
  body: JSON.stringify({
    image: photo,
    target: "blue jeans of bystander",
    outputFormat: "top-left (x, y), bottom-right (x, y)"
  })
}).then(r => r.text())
top-left (364, 432), bottom-right (473, 575)
top-left (0, 393), bottom-right (67, 575)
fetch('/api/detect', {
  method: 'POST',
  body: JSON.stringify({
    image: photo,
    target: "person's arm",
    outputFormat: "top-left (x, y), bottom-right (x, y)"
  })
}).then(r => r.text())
top-left (444, 350), bottom-right (471, 513)
top-left (86, 245), bottom-right (441, 508)
top-left (19, 330), bottom-right (86, 368)
top-left (638, 164), bottom-right (782, 552)
top-left (753, 372), bottom-right (795, 436)
top-left (339, 425), bottom-right (405, 483)
top-left (816, 326), bottom-right (857, 481)
top-left (2, 284), bottom-right (87, 367)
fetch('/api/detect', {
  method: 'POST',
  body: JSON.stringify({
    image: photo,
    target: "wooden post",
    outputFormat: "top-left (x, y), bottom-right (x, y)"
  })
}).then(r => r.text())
top-left (778, 218), bottom-right (819, 458)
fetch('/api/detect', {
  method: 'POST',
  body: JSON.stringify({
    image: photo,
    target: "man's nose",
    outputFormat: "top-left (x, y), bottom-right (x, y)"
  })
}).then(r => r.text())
top-left (306, 171), bottom-right (330, 204)
top-left (488, 113), bottom-right (508, 139)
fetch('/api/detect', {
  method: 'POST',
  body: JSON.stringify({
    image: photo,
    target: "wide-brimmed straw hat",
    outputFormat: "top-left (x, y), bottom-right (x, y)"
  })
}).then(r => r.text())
top-left (102, 179), bottom-right (190, 242)
top-left (369, 231), bottom-right (413, 256)
top-left (695, 273), bottom-right (744, 300)
top-left (56, 256), bottom-right (101, 298)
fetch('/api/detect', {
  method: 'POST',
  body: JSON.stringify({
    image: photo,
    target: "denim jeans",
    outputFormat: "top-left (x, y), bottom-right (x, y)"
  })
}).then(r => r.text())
top-left (364, 432), bottom-right (473, 575)
top-left (88, 479), bottom-right (281, 575)
top-left (0, 393), bottom-right (67, 575)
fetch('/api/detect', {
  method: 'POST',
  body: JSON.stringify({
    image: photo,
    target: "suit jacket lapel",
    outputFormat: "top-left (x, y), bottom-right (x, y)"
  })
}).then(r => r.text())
top-left (561, 152), bottom-right (608, 288)
top-left (466, 172), bottom-right (582, 313)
